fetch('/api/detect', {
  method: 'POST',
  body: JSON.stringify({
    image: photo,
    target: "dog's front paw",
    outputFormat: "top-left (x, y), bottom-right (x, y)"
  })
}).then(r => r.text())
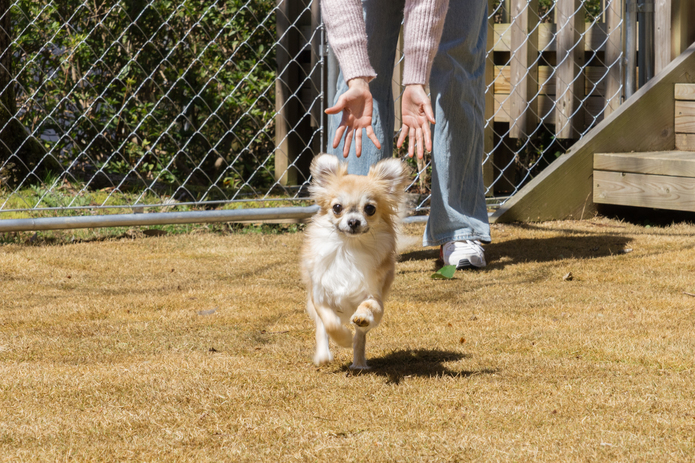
top-left (349, 362), bottom-right (371, 370)
top-left (351, 314), bottom-right (371, 328)
top-left (351, 300), bottom-right (376, 329)
top-left (351, 311), bottom-right (373, 328)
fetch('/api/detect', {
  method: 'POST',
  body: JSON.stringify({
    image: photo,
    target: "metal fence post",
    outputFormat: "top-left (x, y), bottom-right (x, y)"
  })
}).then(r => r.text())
top-left (624, 0), bottom-right (637, 99)
top-left (637, 0), bottom-right (654, 86)
top-left (484, 0), bottom-right (495, 194)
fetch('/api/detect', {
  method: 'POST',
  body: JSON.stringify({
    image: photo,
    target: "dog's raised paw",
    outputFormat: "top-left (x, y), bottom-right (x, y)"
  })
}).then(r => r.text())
top-left (351, 314), bottom-right (371, 327)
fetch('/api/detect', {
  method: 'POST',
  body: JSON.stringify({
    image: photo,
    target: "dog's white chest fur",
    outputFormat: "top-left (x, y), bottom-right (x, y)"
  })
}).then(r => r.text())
top-left (308, 225), bottom-right (387, 318)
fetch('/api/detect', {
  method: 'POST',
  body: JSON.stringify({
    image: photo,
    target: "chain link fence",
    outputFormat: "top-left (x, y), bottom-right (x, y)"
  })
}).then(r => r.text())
top-left (0, 0), bottom-right (634, 229)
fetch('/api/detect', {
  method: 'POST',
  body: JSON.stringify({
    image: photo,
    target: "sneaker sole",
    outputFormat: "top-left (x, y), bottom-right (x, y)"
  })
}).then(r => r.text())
top-left (456, 259), bottom-right (485, 270)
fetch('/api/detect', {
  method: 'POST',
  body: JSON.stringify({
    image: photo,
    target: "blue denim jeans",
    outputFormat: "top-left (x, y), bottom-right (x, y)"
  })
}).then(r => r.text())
top-left (327, 0), bottom-right (491, 246)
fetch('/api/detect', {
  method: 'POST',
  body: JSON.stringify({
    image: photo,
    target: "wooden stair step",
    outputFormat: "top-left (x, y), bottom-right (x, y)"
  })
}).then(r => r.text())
top-left (594, 150), bottom-right (695, 211)
top-left (594, 150), bottom-right (695, 177)
top-left (675, 83), bottom-right (695, 101)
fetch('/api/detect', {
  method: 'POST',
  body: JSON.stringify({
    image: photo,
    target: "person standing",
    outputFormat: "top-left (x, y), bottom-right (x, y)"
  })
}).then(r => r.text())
top-left (322, 0), bottom-right (490, 269)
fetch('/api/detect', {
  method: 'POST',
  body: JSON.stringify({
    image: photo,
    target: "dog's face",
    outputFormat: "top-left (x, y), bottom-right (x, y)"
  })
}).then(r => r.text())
top-left (309, 154), bottom-right (410, 237)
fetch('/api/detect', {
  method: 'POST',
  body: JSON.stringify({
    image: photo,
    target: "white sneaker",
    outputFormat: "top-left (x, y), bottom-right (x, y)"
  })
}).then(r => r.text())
top-left (440, 240), bottom-right (486, 269)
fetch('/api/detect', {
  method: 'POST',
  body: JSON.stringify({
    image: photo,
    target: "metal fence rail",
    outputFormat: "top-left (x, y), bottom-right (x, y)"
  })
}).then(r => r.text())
top-left (0, 0), bottom-right (684, 230)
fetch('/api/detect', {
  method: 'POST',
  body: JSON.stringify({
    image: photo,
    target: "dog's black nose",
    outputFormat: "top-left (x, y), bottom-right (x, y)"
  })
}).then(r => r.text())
top-left (347, 219), bottom-right (360, 230)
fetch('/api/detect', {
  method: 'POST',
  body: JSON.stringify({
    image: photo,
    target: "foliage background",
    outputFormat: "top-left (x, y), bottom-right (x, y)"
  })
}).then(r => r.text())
top-left (4, 0), bottom-right (277, 198)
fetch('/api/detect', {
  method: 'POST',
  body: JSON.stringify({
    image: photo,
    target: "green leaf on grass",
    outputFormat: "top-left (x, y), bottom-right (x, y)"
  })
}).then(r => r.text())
top-left (431, 265), bottom-right (456, 279)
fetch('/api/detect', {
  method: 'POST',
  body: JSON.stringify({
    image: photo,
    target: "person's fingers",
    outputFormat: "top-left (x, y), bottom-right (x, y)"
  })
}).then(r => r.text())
top-left (416, 128), bottom-right (424, 160)
top-left (424, 102), bottom-right (436, 125)
top-left (333, 124), bottom-right (347, 149)
top-left (355, 128), bottom-right (363, 158)
top-left (343, 129), bottom-right (355, 158)
top-left (366, 125), bottom-right (381, 149)
top-left (408, 126), bottom-right (415, 158)
top-left (396, 126), bottom-right (407, 148)
top-left (324, 96), bottom-right (346, 115)
top-left (423, 121), bottom-right (432, 153)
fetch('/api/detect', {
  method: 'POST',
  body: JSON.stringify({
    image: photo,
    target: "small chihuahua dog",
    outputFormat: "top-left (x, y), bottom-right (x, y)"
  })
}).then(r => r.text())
top-left (301, 154), bottom-right (410, 369)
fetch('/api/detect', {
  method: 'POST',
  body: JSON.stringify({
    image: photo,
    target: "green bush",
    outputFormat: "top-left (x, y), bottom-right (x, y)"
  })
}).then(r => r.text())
top-left (11, 0), bottom-right (277, 198)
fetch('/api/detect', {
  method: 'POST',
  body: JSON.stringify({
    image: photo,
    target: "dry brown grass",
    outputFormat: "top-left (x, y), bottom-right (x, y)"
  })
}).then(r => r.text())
top-left (1, 217), bottom-right (695, 461)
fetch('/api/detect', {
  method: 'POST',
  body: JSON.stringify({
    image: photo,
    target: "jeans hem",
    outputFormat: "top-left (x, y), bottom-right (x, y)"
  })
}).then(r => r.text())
top-left (422, 233), bottom-right (492, 248)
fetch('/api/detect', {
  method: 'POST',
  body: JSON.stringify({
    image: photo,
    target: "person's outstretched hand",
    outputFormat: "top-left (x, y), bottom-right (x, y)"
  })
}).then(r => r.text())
top-left (325, 77), bottom-right (381, 158)
top-left (397, 84), bottom-right (436, 159)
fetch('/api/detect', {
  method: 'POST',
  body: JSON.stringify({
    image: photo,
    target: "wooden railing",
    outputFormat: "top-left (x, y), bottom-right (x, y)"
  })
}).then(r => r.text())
top-left (487, 0), bottom-right (693, 139)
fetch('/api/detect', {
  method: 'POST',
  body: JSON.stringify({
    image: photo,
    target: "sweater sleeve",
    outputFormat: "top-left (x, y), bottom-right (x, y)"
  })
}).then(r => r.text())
top-left (402, 0), bottom-right (450, 86)
top-left (320, 0), bottom-right (377, 82)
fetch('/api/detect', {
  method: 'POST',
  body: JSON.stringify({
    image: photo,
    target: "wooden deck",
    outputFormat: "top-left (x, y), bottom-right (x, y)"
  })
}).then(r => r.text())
top-left (594, 151), bottom-right (695, 211)
top-left (490, 42), bottom-right (695, 223)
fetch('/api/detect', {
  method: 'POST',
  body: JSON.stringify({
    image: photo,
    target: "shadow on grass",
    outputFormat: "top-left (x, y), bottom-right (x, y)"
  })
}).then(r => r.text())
top-left (341, 348), bottom-right (497, 385)
top-left (485, 234), bottom-right (634, 270)
top-left (399, 234), bottom-right (635, 271)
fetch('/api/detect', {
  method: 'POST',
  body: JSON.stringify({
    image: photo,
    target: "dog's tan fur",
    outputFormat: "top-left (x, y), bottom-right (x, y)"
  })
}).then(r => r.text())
top-left (301, 154), bottom-right (410, 368)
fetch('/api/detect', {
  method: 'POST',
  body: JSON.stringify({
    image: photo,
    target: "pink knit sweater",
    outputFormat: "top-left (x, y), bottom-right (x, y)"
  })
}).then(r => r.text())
top-left (321, 0), bottom-right (450, 86)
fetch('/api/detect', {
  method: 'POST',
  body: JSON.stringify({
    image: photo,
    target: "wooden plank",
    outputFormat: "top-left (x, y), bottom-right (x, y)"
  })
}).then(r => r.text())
top-left (492, 22), bottom-right (609, 52)
top-left (655, 0), bottom-right (672, 74)
top-left (509, 0), bottom-right (538, 138)
top-left (676, 133), bottom-right (695, 150)
top-left (675, 100), bottom-right (695, 133)
top-left (493, 66), bottom-right (510, 94)
top-left (555, 0), bottom-right (585, 139)
top-left (594, 151), bottom-right (695, 177)
top-left (494, 94), bottom-right (604, 125)
top-left (491, 42), bottom-right (695, 223)
top-left (604, 0), bottom-right (622, 116)
top-left (594, 170), bottom-right (695, 211)
top-left (495, 65), bottom-right (607, 96)
top-left (674, 83), bottom-right (695, 100)
top-left (498, 65), bottom-right (545, 95)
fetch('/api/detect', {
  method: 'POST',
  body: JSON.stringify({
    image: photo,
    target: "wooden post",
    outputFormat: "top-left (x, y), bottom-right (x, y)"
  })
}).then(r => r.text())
top-left (509, 0), bottom-right (539, 139)
top-left (604, 0), bottom-right (623, 116)
top-left (555, 0), bottom-right (585, 139)
top-left (274, 0), bottom-right (315, 185)
top-left (275, 0), bottom-right (300, 185)
top-left (484, 0), bottom-right (495, 194)
top-left (654, 0), bottom-right (671, 74)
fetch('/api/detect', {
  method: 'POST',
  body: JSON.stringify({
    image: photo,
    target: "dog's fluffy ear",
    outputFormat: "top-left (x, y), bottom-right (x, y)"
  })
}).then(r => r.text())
top-left (368, 158), bottom-right (411, 195)
top-left (309, 154), bottom-right (345, 199)
top-left (310, 154), bottom-right (343, 186)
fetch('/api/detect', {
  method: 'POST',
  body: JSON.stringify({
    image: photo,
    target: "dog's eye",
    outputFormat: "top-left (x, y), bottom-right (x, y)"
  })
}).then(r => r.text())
top-left (364, 204), bottom-right (376, 216)
top-left (332, 204), bottom-right (342, 214)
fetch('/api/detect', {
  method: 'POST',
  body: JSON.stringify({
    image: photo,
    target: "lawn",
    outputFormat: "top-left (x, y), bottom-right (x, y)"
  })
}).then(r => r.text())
top-left (1, 218), bottom-right (694, 461)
